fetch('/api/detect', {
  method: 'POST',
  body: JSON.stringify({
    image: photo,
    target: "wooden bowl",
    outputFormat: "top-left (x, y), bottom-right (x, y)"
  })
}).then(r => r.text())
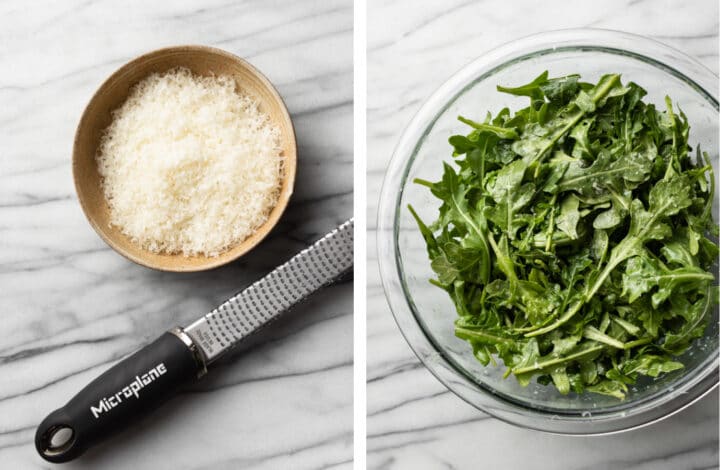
top-left (73, 46), bottom-right (296, 272)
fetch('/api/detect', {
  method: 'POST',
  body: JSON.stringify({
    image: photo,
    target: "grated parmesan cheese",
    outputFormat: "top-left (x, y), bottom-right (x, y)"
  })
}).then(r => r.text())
top-left (97, 67), bottom-right (283, 257)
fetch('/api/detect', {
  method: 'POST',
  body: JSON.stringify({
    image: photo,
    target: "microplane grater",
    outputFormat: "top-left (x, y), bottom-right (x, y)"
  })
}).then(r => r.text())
top-left (36, 219), bottom-right (354, 463)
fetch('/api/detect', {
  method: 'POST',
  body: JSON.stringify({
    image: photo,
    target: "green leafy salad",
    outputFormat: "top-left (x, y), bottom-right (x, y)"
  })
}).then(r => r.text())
top-left (410, 71), bottom-right (718, 399)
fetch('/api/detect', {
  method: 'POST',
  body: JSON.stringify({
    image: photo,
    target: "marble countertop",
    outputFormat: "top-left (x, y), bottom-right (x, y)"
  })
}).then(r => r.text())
top-left (367, 0), bottom-right (718, 469)
top-left (0, 0), bottom-right (352, 468)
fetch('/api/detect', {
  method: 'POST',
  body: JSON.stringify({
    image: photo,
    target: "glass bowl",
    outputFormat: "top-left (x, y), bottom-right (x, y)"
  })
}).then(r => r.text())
top-left (377, 29), bottom-right (719, 434)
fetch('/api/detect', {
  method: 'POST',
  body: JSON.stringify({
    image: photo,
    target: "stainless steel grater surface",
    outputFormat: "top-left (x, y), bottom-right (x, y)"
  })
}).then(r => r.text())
top-left (184, 218), bottom-right (354, 364)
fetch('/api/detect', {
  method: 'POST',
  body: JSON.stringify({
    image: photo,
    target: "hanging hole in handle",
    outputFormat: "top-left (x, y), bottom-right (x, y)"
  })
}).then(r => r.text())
top-left (40, 425), bottom-right (75, 457)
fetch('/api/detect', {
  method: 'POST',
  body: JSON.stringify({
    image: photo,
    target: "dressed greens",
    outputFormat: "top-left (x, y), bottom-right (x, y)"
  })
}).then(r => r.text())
top-left (411, 71), bottom-right (718, 399)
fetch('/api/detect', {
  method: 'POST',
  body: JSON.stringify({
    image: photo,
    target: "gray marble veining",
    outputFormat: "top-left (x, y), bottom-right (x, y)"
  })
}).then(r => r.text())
top-left (367, 0), bottom-right (719, 469)
top-left (0, 0), bottom-right (352, 468)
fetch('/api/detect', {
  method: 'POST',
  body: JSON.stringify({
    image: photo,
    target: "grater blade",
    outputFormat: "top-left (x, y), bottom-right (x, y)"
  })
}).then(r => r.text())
top-left (183, 219), bottom-right (353, 364)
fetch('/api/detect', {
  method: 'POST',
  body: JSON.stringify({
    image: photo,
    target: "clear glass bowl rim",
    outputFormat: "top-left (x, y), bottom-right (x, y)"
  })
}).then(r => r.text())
top-left (377, 28), bottom-right (720, 435)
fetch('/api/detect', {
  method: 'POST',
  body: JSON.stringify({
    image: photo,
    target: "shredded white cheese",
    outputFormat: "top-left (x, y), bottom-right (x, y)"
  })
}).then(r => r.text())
top-left (97, 67), bottom-right (283, 257)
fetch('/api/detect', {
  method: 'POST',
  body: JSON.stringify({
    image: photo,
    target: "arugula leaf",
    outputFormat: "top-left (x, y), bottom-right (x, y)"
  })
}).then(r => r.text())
top-left (558, 149), bottom-right (652, 198)
top-left (621, 255), bottom-right (713, 307)
top-left (540, 75), bottom-right (580, 104)
top-left (621, 354), bottom-right (683, 377)
top-left (412, 72), bottom-right (717, 400)
top-left (485, 160), bottom-right (535, 239)
top-left (496, 70), bottom-right (549, 99)
top-left (555, 194), bottom-right (581, 239)
top-left (586, 380), bottom-right (628, 400)
top-left (457, 116), bottom-right (520, 140)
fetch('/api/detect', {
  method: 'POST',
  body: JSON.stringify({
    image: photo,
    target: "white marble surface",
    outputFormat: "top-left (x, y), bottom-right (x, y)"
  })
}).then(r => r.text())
top-left (367, 0), bottom-right (719, 469)
top-left (0, 0), bottom-right (352, 468)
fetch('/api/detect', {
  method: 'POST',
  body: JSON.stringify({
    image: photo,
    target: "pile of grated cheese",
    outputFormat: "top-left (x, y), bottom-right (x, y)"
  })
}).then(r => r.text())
top-left (97, 67), bottom-right (283, 257)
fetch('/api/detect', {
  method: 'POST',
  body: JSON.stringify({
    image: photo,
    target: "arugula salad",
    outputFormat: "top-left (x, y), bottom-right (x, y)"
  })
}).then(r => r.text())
top-left (410, 72), bottom-right (718, 399)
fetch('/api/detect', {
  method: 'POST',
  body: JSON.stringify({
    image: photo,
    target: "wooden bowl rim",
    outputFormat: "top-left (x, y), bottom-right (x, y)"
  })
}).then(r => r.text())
top-left (72, 45), bottom-right (297, 272)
